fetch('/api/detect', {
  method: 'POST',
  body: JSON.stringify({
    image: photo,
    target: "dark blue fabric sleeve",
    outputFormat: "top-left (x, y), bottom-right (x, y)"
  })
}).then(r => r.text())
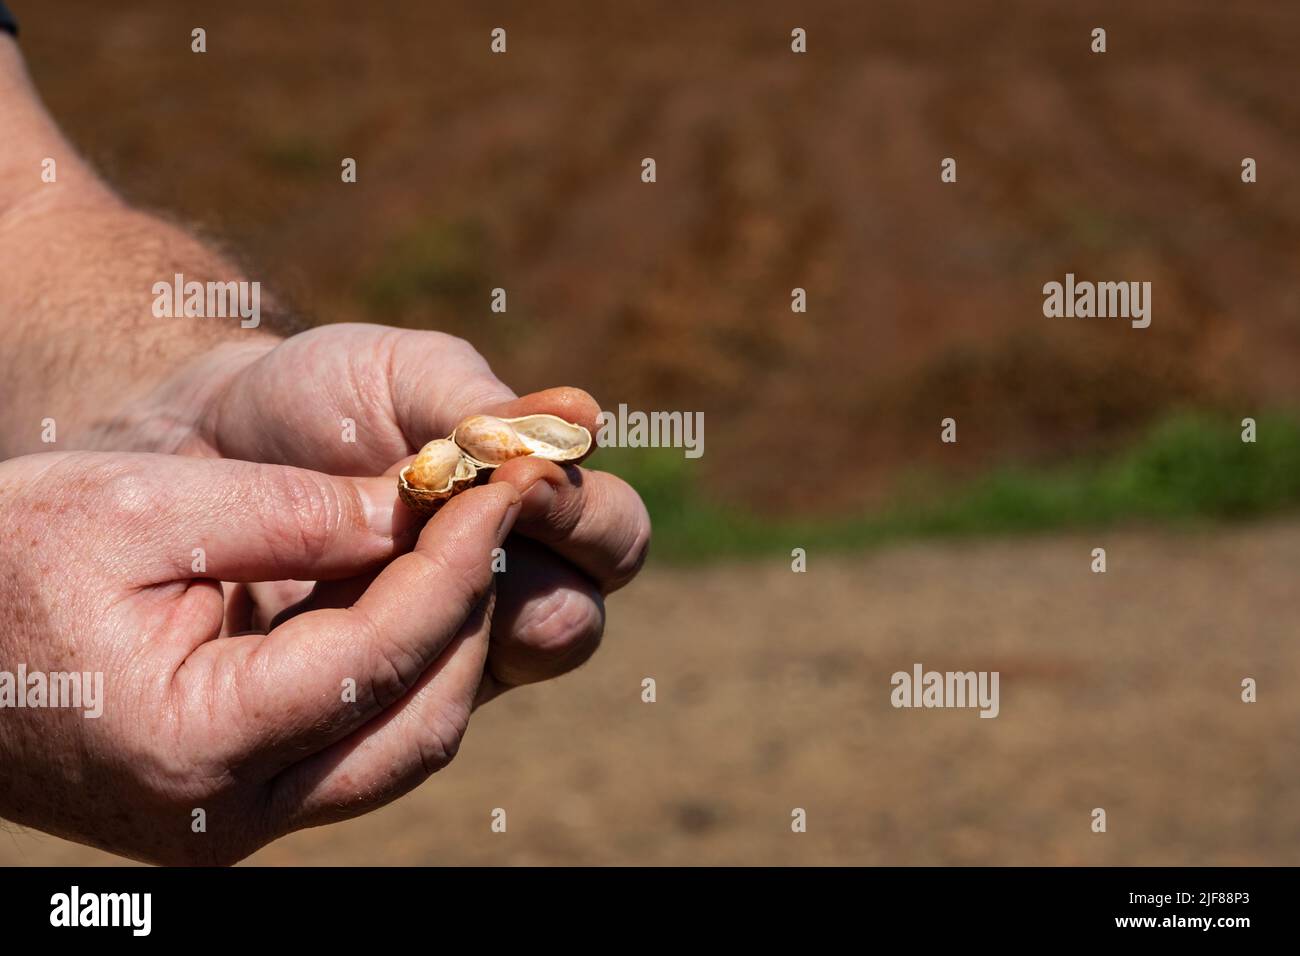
top-left (0, 2), bottom-right (16, 37)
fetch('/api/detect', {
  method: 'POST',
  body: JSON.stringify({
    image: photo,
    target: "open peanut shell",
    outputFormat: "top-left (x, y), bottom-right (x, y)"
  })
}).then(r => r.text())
top-left (398, 414), bottom-right (592, 517)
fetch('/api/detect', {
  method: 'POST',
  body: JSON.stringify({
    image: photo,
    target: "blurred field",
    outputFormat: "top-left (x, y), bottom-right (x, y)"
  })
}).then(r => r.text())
top-left (5, 519), bottom-right (1299, 865)
top-left (4, 2), bottom-right (1298, 865)
top-left (20, 0), bottom-right (1300, 514)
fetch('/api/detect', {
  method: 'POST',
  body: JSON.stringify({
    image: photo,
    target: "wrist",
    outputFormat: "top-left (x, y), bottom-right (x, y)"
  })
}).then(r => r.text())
top-left (75, 334), bottom-right (280, 456)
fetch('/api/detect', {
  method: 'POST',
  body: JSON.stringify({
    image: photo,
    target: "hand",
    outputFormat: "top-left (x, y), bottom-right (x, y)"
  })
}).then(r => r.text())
top-left (119, 323), bottom-right (651, 700)
top-left (0, 450), bottom-right (519, 864)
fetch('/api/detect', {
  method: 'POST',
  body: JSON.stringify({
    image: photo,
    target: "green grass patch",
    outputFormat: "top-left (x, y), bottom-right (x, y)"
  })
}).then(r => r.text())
top-left (255, 135), bottom-right (331, 176)
top-left (590, 413), bottom-right (1300, 563)
top-left (360, 218), bottom-right (489, 313)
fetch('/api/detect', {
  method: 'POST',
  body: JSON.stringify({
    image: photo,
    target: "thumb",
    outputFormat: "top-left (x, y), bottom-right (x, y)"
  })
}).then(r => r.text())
top-left (119, 454), bottom-right (416, 585)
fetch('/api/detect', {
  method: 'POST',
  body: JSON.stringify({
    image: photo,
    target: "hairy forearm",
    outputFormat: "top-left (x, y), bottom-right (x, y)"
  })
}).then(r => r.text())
top-left (0, 35), bottom-right (279, 457)
top-left (0, 196), bottom-right (281, 456)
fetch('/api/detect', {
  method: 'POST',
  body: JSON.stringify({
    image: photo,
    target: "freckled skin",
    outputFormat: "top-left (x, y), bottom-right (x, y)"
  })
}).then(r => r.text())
top-left (0, 459), bottom-right (214, 861)
top-left (0, 451), bottom-right (515, 864)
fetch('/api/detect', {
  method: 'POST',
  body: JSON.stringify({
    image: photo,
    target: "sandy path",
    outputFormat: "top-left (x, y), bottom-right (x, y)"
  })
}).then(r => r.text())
top-left (4, 520), bottom-right (1298, 866)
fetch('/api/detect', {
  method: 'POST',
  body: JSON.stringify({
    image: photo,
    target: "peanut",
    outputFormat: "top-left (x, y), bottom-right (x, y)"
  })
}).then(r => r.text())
top-left (453, 415), bottom-right (533, 465)
top-left (406, 438), bottom-right (467, 492)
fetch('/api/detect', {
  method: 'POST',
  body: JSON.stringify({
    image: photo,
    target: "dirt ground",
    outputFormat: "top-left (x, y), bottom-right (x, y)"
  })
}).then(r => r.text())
top-left (5, 519), bottom-right (1297, 866)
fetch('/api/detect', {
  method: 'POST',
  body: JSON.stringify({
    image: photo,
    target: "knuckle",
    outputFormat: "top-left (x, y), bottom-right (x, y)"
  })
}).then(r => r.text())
top-left (437, 332), bottom-right (484, 361)
top-left (608, 498), bottom-right (652, 592)
top-left (356, 615), bottom-right (425, 711)
top-left (521, 589), bottom-right (605, 667)
top-left (91, 462), bottom-right (158, 528)
top-left (365, 647), bottom-right (411, 711)
top-left (407, 329), bottom-right (489, 372)
top-left (415, 706), bottom-right (469, 778)
top-left (424, 332), bottom-right (512, 403)
top-left (546, 481), bottom-right (587, 537)
top-left (265, 468), bottom-right (357, 561)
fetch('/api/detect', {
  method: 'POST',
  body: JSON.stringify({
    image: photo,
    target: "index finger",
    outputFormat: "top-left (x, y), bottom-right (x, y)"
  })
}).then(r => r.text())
top-left (184, 483), bottom-right (521, 769)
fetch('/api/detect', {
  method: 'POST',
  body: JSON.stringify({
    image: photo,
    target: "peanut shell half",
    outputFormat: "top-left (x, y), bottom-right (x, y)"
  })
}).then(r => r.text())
top-left (398, 414), bottom-right (592, 517)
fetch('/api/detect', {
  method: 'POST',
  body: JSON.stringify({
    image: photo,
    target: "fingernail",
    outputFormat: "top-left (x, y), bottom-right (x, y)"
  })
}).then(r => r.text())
top-left (362, 488), bottom-right (397, 537)
top-left (497, 498), bottom-right (522, 541)
top-left (519, 480), bottom-right (556, 521)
